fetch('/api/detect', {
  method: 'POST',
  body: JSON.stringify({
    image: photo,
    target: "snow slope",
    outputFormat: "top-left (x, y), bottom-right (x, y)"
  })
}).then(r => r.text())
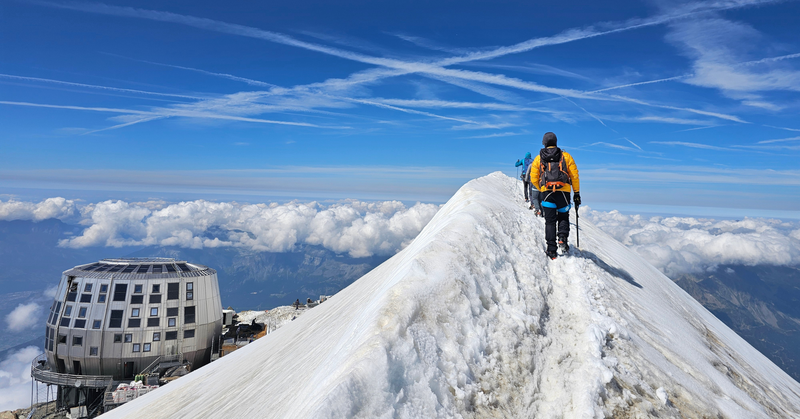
top-left (102, 172), bottom-right (800, 418)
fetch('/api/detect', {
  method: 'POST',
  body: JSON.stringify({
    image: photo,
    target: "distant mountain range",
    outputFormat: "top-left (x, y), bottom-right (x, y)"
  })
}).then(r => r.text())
top-left (673, 264), bottom-right (800, 382)
top-left (0, 218), bottom-right (797, 383)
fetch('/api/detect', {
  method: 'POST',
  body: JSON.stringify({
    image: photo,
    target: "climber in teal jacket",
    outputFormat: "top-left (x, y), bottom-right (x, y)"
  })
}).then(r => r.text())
top-left (515, 152), bottom-right (533, 202)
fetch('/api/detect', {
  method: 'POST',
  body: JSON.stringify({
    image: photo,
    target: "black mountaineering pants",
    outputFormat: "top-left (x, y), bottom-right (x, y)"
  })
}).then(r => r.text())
top-left (541, 191), bottom-right (571, 253)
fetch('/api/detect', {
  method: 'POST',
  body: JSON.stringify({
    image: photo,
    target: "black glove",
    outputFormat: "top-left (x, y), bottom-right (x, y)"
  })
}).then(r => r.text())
top-left (573, 192), bottom-right (581, 207)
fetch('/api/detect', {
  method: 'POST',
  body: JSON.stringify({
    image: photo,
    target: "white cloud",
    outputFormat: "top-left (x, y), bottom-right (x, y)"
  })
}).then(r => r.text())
top-left (0, 346), bottom-right (42, 411)
top-left (585, 209), bottom-right (800, 276)
top-left (44, 286), bottom-right (58, 299)
top-left (53, 199), bottom-right (440, 258)
top-left (666, 17), bottom-right (800, 105)
top-left (5, 303), bottom-right (41, 332)
top-left (0, 197), bottom-right (79, 222)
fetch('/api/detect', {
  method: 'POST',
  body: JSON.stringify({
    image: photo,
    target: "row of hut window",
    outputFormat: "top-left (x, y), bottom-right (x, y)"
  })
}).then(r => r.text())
top-left (67, 329), bottom-right (196, 354)
top-left (53, 306), bottom-right (196, 330)
top-left (65, 282), bottom-right (194, 305)
top-left (49, 298), bottom-right (196, 330)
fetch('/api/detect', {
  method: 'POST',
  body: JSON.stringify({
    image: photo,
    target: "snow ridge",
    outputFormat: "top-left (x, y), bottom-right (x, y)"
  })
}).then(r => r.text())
top-left (102, 172), bottom-right (800, 419)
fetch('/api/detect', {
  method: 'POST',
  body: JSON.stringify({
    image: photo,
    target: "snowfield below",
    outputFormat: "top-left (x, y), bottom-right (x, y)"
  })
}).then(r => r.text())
top-left (102, 172), bottom-right (800, 418)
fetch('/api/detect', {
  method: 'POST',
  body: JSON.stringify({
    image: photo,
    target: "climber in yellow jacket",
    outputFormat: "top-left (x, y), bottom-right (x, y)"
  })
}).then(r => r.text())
top-left (530, 132), bottom-right (581, 259)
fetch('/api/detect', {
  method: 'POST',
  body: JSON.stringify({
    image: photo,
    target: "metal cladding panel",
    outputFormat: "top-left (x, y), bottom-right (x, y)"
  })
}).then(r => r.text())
top-left (83, 356), bottom-right (101, 373)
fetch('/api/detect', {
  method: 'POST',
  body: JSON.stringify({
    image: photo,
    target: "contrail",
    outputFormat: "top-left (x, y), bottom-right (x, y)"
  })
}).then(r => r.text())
top-left (623, 137), bottom-right (643, 150)
top-left (0, 100), bottom-right (342, 128)
top-left (737, 52), bottom-right (800, 66)
top-left (0, 73), bottom-right (204, 99)
top-left (651, 141), bottom-right (737, 151)
top-left (757, 135), bottom-right (800, 144)
top-left (333, 96), bottom-right (483, 125)
top-left (102, 54), bottom-right (279, 88)
top-left (586, 51), bottom-right (800, 94)
top-left (82, 116), bottom-right (166, 135)
top-left (607, 95), bottom-right (747, 123)
top-left (560, 96), bottom-right (617, 132)
top-left (588, 75), bottom-right (690, 94)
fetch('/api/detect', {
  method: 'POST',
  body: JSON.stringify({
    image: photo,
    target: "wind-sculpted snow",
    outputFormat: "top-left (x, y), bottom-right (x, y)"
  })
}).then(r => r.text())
top-left (101, 173), bottom-right (800, 419)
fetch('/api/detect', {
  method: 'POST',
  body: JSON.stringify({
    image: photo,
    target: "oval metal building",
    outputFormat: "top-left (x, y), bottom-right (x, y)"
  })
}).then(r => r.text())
top-left (35, 257), bottom-right (223, 413)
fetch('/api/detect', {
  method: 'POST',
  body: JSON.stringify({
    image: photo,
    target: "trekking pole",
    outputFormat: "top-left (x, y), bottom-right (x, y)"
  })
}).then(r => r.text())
top-left (575, 204), bottom-right (580, 249)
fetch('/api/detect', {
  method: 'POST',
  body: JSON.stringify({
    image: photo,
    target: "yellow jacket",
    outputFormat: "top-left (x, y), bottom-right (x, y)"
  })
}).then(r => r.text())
top-left (530, 148), bottom-right (580, 193)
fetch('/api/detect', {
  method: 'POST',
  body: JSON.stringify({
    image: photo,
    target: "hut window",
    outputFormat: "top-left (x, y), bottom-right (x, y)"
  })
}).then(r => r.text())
top-left (184, 306), bottom-right (195, 324)
top-left (109, 310), bottom-right (123, 328)
top-left (113, 284), bottom-right (128, 302)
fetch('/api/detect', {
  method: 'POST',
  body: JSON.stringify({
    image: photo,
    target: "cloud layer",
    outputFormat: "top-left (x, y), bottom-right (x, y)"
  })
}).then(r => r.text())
top-left (5, 197), bottom-right (800, 273)
top-left (0, 198), bottom-right (440, 258)
top-left (0, 346), bottom-right (42, 411)
top-left (585, 209), bottom-right (800, 276)
top-left (0, 198), bottom-right (79, 222)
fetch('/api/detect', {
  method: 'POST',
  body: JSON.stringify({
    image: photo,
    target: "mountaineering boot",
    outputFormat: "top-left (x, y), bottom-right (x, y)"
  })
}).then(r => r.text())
top-left (534, 208), bottom-right (542, 217)
top-left (546, 250), bottom-right (558, 260)
top-left (558, 236), bottom-right (569, 254)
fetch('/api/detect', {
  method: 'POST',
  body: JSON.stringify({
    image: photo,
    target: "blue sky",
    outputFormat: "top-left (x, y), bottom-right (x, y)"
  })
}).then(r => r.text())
top-left (2, 0), bottom-right (800, 217)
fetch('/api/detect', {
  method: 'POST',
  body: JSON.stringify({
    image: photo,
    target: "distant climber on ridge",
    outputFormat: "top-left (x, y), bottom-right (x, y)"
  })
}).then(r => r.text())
top-left (514, 152), bottom-right (533, 203)
top-left (530, 132), bottom-right (581, 260)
